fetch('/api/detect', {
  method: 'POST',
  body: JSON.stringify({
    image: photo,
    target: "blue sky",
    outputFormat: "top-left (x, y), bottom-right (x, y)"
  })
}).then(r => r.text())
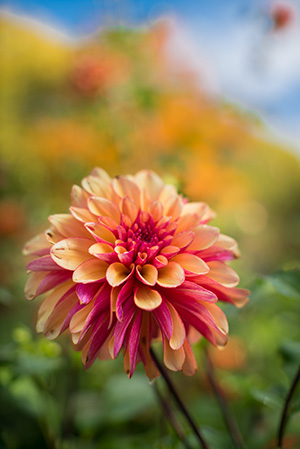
top-left (1, 0), bottom-right (300, 152)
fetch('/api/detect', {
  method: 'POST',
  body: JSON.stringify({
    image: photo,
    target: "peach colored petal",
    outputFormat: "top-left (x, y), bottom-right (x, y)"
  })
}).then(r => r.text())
top-left (163, 338), bottom-right (185, 371)
top-left (25, 271), bottom-right (48, 300)
top-left (73, 259), bottom-right (108, 283)
top-left (207, 261), bottom-right (240, 287)
top-left (201, 302), bottom-right (229, 335)
top-left (88, 197), bottom-right (121, 223)
top-left (172, 253), bottom-right (209, 275)
top-left (160, 245), bottom-right (180, 259)
top-left (121, 197), bottom-right (138, 223)
top-left (148, 201), bottom-right (163, 222)
top-left (23, 232), bottom-right (51, 256)
top-left (70, 206), bottom-right (96, 223)
top-left (140, 189), bottom-right (152, 212)
top-left (106, 262), bottom-right (133, 287)
top-left (89, 242), bottom-right (114, 256)
top-left (134, 284), bottom-right (162, 311)
top-left (134, 170), bottom-right (164, 201)
top-left (71, 185), bottom-right (90, 207)
top-left (136, 264), bottom-right (158, 286)
top-left (181, 202), bottom-right (208, 217)
top-left (113, 176), bottom-right (140, 208)
top-left (188, 225), bottom-right (220, 251)
top-left (90, 167), bottom-right (111, 183)
top-left (45, 226), bottom-right (64, 244)
top-left (163, 195), bottom-right (183, 221)
top-left (182, 339), bottom-right (198, 376)
top-left (69, 299), bottom-right (95, 333)
top-left (43, 292), bottom-right (78, 339)
top-left (51, 238), bottom-right (93, 270)
top-left (171, 231), bottom-right (195, 249)
top-left (159, 184), bottom-right (177, 205)
top-left (167, 302), bottom-right (186, 350)
top-left (85, 222), bottom-right (116, 245)
top-left (217, 234), bottom-right (240, 257)
top-left (175, 213), bottom-right (200, 234)
top-left (157, 262), bottom-right (185, 288)
top-left (49, 214), bottom-right (90, 239)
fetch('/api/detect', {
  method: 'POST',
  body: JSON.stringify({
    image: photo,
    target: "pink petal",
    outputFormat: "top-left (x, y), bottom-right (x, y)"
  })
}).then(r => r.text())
top-left (113, 300), bottom-right (136, 358)
top-left (128, 310), bottom-right (143, 377)
top-left (35, 271), bottom-right (72, 297)
top-left (153, 301), bottom-right (173, 340)
top-left (23, 232), bottom-right (51, 256)
top-left (89, 242), bottom-right (118, 264)
top-left (76, 282), bottom-right (102, 304)
top-left (160, 246), bottom-right (180, 259)
top-left (26, 256), bottom-right (64, 272)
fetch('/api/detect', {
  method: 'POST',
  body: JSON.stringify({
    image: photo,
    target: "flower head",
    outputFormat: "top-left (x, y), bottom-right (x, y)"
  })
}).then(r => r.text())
top-left (24, 168), bottom-right (249, 378)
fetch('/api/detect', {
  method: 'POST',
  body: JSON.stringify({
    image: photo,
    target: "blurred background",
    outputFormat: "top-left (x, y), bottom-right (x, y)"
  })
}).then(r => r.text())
top-left (0, 1), bottom-right (300, 448)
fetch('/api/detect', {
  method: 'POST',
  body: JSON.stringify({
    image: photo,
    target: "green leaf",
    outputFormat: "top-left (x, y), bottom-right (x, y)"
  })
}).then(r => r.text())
top-left (265, 269), bottom-right (300, 300)
top-left (280, 341), bottom-right (300, 362)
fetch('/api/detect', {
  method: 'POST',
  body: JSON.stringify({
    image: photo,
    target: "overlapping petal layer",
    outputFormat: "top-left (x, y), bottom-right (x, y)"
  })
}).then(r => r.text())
top-left (24, 168), bottom-right (249, 378)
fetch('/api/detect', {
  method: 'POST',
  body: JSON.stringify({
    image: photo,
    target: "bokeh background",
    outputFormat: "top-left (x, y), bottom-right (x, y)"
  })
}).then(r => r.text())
top-left (0, 1), bottom-right (300, 448)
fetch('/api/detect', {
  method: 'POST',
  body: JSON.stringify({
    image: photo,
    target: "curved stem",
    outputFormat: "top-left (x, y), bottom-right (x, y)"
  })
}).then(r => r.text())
top-left (278, 363), bottom-right (300, 448)
top-left (205, 349), bottom-right (245, 449)
top-left (150, 347), bottom-right (211, 449)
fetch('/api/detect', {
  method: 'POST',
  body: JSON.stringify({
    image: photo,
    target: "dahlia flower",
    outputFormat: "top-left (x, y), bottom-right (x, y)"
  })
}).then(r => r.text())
top-left (24, 168), bottom-right (249, 378)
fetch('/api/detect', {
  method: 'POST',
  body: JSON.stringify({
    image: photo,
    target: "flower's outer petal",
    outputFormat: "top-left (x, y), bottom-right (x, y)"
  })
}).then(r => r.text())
top-left (217, 234), bottom-right (240, 258)
top-left (199, 277), bottom-right (249, 308)
top-left (73, 259), bottom-right (108, 284)
top-left (187, 225), bottom-right (220, 251)
top-left (127, 310), bottom-right (143, 377)
top-left (163, 195), bottom-right (183, 221)
top-left (166, 302), bottom-right (186, 350)
top-left (206, 261), bottom-right (240, 287)
top-left (182, 202), bottom-right (215, 223)
top-left (82, 174), bottom-right (111, 197)
top-left (134, 170), bottom-right (164, 201)
top-left (88, 197), bottom-right (121, 223)
top-left (71, 185), bottom-right (90, 207)
top-left (182, 339), bottom-right (198, 376)
top-left (160, 246), bottom-right (180, 259)
top-left (36, 281), bottom-right (75, 332)
top-left (139, 312), bottom-right (160, 379)
top-left (23, 232), bottom-right (51, 256)
top-left (69, 298), bottom-right (95, 333)
top-left (43, 291), bottom-right (79, 339)
top-left (153, 301), bottom-right (173, 340)
top-left (175, 213), bottom-right (200, 234)
top-left (106, 262), bottom-right (134, 287)
top-left (35, 271), bottom-right (72, 297)
top-left (113, 177), bottom-right (140, 208)
top-left (51, 238), bottom-right (93, 270)
top-left (89, 242), bottom-right (117, 263)
top-left (91, 167), bottom-right (111, 183)
top-left (201, 302), bottom-right (229, 335)
top-left (25, 271), bottom-right (49, 300)
top-left (159, 184), bottom-right (177, 205)
top-left (113, 300), bottom-right (136, 358)
top-left (157, 262), bottom-right (185, 288)
top-left (136, 264), bottom-right (158, 286)
top-left (26, 256), bottom-right (64, 272)
top-left (171, 231), bottom-right (195, 249)
top-left (172, 254), bottom-right (209, 275)
top-left (85, 222), bottom-right (116, 245)
top-left (76, 282), bottom-right (101, 304)
top-left (70, 206), bottom-right (96, 223)
top-left (163, 337), bottom-right (185, 371)
top-left (48, 214), bottom-right (90, 239)
top-left (45, 226), bottom-right (64, 244)
top-left (134, 284), bottom-right (162, 311)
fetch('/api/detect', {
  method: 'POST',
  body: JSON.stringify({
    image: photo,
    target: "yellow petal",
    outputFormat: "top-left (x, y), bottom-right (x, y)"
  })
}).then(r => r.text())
top-left (85, 222), bottom-right (116, 244)
top-left (159, 184), bottom-right (177, 205)
top-left (172, 253), bottom-right (209, 275)
top-left (51, 238), bottom-right (92, 270)
top-left (70, 206), bottom-right (96, 223)
top-left (148, 201), bottom-right (163, 222)
top-left (43, 292), bottom-right (78, 339)
top-left (89, 242), bottom-right (114, 256)
top-left (69, 299), bottom-right (95, 333)
top-left (134, 284), bottom-right (162, 311)
top-left (182, 339), bottom-right (198, 376)
top-left (23, 232), bottom-right (51, 256)
top-left (188, 225), bottom-right (219, 251)
top-left (73, 259), bottom-right (108, 283)
top-left (25, 271), bottom-right (48, 300)
top-left (106, 262), bottom-right (133, 287)
top-left (71, 185), bottom-right (90, 207)
top-left (207, 261), bottom-right (240, 287)
top-left (217, 234), bottom-right (240, 257)
top-left (121, 197), bottom-right (138, 222)
top-left (171, 231), bottom-right (195, 249)
top-left (163, 338), bottom-right (185, 371)
top-left (157, 262), bottom-right (185, 288)
top-left (136, 264), bottom-right (158, 286)
top-left (88, 197), bottom-right (121, 223)
top-left (175, 213), bottom-right (200, 234)
top-left (201, 302), bottom-right (229, 335)
top-left (163, 195), bottom-right (183, 221)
